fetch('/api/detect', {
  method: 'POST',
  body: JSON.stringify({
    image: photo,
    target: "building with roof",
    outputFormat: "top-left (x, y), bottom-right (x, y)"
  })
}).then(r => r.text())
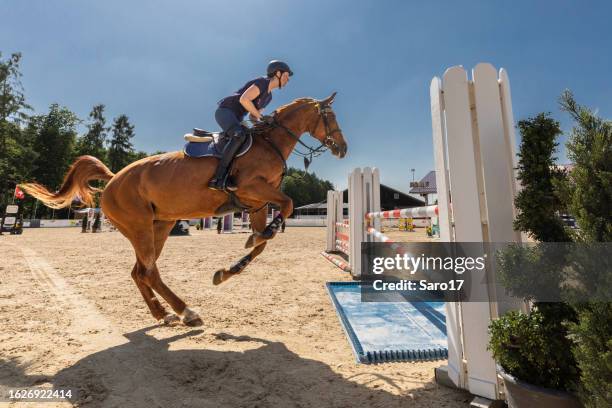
top-left (292, 183), bottom-right (429, 218)
top-left (408, 170), bottom-right (437, 204)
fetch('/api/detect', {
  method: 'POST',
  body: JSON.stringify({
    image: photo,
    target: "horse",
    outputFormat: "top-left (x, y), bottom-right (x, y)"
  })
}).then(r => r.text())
top-left (19, 93), bottom-right (347, 326)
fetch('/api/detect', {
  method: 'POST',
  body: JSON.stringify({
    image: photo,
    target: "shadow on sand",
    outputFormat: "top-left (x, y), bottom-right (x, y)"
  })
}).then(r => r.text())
top-left (1, 326), bottom-right (468, 407)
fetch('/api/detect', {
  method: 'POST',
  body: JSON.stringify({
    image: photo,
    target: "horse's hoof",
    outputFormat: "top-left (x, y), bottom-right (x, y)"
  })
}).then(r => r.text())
top-left (162, 313), bottom-right (181, 326)
top-left (182, 307), bottom-right (204, 327)
top-left (183, 316), bottom-right (204, 327)
top-left (213, 269), bottom-right (225, 285)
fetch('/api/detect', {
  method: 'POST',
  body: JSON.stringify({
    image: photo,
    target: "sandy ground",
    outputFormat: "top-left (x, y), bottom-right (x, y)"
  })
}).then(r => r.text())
top-left (0, 226), bottom-right (469, 408)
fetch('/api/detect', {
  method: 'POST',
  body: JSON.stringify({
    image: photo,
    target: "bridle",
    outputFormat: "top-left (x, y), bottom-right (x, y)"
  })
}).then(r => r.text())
top-left (256, 97), bottom-right (343, 168)
top-left (310, 101), bottom-right (344, 153)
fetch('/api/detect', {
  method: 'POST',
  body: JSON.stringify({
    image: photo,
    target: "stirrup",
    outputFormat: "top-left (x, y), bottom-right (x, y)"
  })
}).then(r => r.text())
top-left (208, 176), bottom-right (237, 192)
top-left (208, 178), bottom-right (224, 191)
top-left (225, 178), bottom-right (238, 191)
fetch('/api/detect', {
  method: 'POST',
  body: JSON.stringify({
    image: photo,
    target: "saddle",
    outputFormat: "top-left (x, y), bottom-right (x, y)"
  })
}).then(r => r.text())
top-left (183, 128), bottom-right (253, 159)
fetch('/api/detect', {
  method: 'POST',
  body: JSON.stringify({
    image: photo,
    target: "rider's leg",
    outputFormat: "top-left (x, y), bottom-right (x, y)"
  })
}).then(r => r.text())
top-left (208, 126), bottom-right (247, 191)
top-left (209, 107), bottom-right (243, 191)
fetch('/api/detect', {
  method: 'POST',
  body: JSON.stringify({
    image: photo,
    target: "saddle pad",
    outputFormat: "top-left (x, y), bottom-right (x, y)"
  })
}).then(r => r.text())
top-left (184, 133), bottom-right (253, 159)
top-left (326, 281), bottom-right (448, 363)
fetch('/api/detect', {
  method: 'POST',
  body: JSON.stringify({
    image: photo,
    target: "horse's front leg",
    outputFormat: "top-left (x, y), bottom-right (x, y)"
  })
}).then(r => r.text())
top-left (240, 180), bottom-right (293, 249)
top-left (212, 205), bottom-right (269, 285)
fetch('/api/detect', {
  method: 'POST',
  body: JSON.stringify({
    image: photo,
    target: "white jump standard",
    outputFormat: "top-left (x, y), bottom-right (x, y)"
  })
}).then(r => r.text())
top-left (323, 63), bottom-right (525, 406)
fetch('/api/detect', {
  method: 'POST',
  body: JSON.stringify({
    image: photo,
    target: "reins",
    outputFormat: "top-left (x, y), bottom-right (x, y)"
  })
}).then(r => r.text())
top-left (249, 99), bottom-right (341, 174)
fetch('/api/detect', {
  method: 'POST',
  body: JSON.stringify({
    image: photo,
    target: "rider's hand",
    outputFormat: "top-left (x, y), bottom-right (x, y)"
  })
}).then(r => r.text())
top-left (260, 114), bottom-right (274, 125)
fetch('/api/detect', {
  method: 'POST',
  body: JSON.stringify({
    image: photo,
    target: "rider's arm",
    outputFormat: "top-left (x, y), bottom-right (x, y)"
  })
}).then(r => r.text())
top-left (239, 85), bottom-right (262, 120)
top-left (249, 109), bottom-right (264, 122)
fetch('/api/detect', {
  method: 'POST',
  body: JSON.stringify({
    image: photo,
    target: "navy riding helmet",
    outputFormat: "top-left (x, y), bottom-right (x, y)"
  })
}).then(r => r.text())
top-left (267, 60), bottom-right (293, 78)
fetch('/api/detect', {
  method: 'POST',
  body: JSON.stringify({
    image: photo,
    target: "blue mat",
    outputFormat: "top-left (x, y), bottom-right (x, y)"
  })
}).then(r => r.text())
top-left (326, 281), bottom-right (448, 363)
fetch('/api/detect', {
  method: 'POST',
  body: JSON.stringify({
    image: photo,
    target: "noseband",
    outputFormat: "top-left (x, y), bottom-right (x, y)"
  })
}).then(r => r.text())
top-left (312, 102), bottom-right (343, 151)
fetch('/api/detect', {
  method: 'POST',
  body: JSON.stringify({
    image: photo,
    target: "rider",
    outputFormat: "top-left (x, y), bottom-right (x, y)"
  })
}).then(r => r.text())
top-left (208, 60), bottom-right (293, 191)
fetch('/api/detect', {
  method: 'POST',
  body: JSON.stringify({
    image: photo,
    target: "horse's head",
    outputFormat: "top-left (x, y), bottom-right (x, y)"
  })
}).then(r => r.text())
top-left (310, 92), bottom-right (347, 158)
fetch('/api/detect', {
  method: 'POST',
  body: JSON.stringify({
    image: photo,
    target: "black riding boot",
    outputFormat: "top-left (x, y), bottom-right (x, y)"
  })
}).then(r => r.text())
top-left (208, 128), bottom-right (246, 191)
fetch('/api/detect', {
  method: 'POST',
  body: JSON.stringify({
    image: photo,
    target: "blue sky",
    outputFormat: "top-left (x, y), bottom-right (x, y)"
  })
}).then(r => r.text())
top-left (2, 0), bottom-right (611, 192)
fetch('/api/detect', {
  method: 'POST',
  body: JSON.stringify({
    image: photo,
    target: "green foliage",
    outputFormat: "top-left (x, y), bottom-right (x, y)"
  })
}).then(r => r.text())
top-left (496, 243), bottom-right (568, 302)
top-left (489, 307), bottom-right (579, 390)
top-left (128, 150), bottom-right (149, 163)
top-left (490, 111), bottom-right (579, 395)
top-left (0, 52), bottom-right (33, 209)
top-left (514, 113), bottom-right (571, 242)
top-left (30, 104), bottom-right (78, 189)
top-left (108, 114), bottom-right (135, 172)
top-left (568, 303), bottom-right (612, 407)
top-left (0, 50), bottom-right (158, 218)
top-left (491, 95), bottom-right (612, 406)
top-left (559, 91), bottom-right (612, 243)
top-left (281, 167), bottom-right (334, 209)
top-left (0, 52), bottom-right (31, 123)
top-left (559, 92), bottom-right (612, 406)
top-left (76, 104), bottom-right (108, 161)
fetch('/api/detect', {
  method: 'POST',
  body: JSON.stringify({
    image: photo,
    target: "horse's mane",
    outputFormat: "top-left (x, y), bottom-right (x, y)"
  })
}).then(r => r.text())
top-left (251, 97), bottom-right (316, 132)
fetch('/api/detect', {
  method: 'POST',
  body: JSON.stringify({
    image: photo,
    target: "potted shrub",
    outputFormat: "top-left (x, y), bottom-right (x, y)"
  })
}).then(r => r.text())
top-left (489, 93), bottom-right (611, 407)
top-left (489, 306), bottom-right (582, 407)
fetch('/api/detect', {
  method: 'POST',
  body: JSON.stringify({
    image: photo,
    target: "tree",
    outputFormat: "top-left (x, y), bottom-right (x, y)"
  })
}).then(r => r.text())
top-left (76, 104), bottom-right (108, 161)
top-left (30, 104), bottom-right (79, 189)
top-left (0, 52), bottom-right (33, 209)
top-left (560, 91), bottom-right (612, 407)
top-left (513, 113), bottom-right (571, 243)
top-left (559, 91), bottom-right (611, 243)
top-left (0, 52), bottom-right (31, 124)
top-left (128, 150), bottom-right (148, 163)
top-left (108, 114), bottom-right (135, 172)
top-left (281, 167), bottom-right (334, 209)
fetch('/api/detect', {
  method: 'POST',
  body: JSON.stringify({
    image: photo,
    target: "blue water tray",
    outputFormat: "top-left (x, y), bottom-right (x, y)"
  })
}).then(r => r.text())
top-left (326, 281), bottom-right (448, 364)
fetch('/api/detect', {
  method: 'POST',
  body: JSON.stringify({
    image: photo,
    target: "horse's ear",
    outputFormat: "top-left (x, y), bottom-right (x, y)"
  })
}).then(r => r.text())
top-left (320, 92), bottom-right (337, 105)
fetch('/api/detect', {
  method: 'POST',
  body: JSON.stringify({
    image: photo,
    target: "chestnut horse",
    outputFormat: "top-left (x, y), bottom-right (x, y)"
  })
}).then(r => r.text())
top-left (20, 93), bottom-right (347, 326)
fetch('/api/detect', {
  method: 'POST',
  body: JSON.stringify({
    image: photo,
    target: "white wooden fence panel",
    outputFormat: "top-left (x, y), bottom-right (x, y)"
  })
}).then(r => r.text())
top-left (431, 75), bottom-right (465, 390)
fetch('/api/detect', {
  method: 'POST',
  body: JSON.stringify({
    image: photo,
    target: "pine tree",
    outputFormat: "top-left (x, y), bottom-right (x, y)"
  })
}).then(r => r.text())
top-left (560, 91), bottom-right (612, 407)
top-left (30, 104), bottom-right (78, 189)
top-left (0, 52), bottom-right (31, 124)
top-left (560, 91), bottom-right (611, 243)
top-left (76, 104), bottom-right (108, 161)
top-left (0, 52), bottom-right (33, 208)
top-left (108, 114), bottom-right (135, 173)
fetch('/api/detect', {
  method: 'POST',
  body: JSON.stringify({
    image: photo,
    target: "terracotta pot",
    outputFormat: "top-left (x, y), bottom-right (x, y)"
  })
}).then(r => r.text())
top-left (499, 368), bottom-right (583, 408)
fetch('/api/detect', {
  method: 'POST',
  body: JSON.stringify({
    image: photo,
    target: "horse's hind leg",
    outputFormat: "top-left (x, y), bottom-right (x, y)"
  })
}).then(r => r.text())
top-left (212, 206), bottom-right (268, 285)
top-left (131, 262), bottom-right (179, 325)
top-left (145, 220), bottom-right (203, 327)
top-left (104, 212), bottom-right (175, 324)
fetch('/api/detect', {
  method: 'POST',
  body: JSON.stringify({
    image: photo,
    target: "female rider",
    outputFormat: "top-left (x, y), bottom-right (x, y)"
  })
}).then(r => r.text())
top-left (208, 60), bottom-right (293, 191)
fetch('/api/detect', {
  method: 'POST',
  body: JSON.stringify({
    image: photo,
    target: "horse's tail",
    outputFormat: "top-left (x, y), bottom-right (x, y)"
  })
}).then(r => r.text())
top-left (19, 155), bottom-right (115, 209)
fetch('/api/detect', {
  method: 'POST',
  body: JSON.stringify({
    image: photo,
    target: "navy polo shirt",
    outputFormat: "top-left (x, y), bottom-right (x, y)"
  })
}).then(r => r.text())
top-left (218, 77), bottom-right (272, 119)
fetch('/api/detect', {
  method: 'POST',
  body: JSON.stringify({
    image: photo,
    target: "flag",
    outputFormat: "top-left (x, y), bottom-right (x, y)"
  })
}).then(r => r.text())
top-left (14, 186), bottom-right (24, 200)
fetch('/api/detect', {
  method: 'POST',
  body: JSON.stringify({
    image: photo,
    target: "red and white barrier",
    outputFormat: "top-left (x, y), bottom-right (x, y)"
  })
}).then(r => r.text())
top-left (320, 251), bottom-right (351, 272)
top-left (365, 205), bottom-right (437, 220)
top-left (323, 167), bottom-right (439, 276)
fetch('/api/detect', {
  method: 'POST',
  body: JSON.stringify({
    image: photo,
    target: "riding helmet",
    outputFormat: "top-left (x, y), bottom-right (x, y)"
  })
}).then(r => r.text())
top-left (267, 60), bottom-right (293, 77)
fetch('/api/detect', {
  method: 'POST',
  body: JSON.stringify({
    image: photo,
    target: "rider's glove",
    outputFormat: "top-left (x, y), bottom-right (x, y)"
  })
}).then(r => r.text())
top-left (260, 114), bottom-right (275, 125)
